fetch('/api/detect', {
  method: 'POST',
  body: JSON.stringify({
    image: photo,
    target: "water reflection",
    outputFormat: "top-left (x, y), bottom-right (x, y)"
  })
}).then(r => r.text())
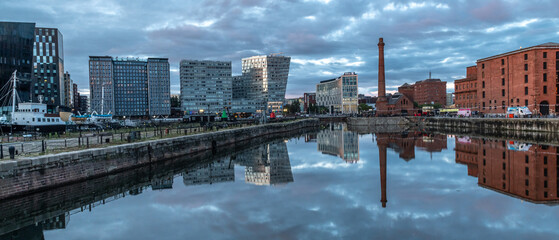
top-left (317, 123), bottom-right (359, 163)
top-left (455, 136), bottom-right (559, 204)
top-left (2, 126), bottom-right (559, 239)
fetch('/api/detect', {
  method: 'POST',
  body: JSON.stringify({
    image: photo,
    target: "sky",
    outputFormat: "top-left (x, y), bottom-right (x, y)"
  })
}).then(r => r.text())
top-left (1, 0), bottom-right (559, 98)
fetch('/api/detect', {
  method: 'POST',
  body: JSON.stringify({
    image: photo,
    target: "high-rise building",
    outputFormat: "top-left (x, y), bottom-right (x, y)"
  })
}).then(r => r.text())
top-left (147, 58), bottom-right (170, 116)
top-left (62, 71), bottom-right (72, 108)
top-left (0, 22), bottom-right (35, 105)
top-left (234, 141), bottom-right (293, 186)
top-left (232, 54), bottom-right (290, 113)
top-left (72, 83), bottom-right (79, 113)
top-left (180, 60), bottom-right (232, 115)
top-left (316, 72), bottom-right (358, 114)
top-left (32, 27), bottom-right (64, 111)
top-left (89, 56), bottom-right (170, 117)
top-left (78, 95), bottom-right (88, 113)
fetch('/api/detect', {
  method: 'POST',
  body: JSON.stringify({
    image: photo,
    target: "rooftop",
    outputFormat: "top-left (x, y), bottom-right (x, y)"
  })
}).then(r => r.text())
top-left (477, 42), bottom-right (559, 62)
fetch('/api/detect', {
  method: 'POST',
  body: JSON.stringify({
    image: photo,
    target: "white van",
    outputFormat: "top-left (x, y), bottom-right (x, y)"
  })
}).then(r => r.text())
top-left (506, 107), bottom-right (532, 118)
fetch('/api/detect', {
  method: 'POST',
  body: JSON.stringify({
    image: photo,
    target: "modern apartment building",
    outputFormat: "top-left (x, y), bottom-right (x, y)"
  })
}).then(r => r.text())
top-left (33, 27), bottom-right (64, 111)
top-left (62, 71), bottom-right (72, 108)
top-left (233, 54), bottom-right (291, 113)
top-left (316, 72), bottom-right (358, 114)
top-left (0, 22), bottom-right (35, 104)
top-left (180, 60), bottom-right (232, 115)
top-left (89, 56), bottom-right (170, 117)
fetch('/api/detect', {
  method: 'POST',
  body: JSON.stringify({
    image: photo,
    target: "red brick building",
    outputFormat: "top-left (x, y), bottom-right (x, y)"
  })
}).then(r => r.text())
top-left (376, 93), bottom-right (415, 116)
top-left (303, 92), bottom-right (316, 113)
top-left (454, 66), bottom-right (478, 109)
top-left (413, 79), bottom-right (447, 106)
top-left (397, 83), bottom-right (414, 102)
top-left (454, 42), bottom-right (559, 115)
top-left (397, 79), bottom-right (447, 106)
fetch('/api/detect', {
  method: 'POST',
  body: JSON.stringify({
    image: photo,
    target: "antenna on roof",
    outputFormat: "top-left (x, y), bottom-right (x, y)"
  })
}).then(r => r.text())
top-left (429, 71), bottom-right (431, 79)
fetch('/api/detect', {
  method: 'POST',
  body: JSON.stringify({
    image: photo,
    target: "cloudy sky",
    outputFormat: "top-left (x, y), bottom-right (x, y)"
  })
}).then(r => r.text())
top-left (2, 0), bottom-right (559, 97)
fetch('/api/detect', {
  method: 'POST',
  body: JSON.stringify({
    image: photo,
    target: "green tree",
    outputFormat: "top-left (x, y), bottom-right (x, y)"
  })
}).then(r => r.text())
top-left (358, 103), bottom-right (372, 113)
top-left (288, 100), bottom-right (301, 114)
top-left (170, 95), bottom-right (181, 108)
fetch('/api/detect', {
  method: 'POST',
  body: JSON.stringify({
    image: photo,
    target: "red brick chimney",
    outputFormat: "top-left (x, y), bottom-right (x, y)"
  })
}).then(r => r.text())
top-left (378, 38), bottom-right (386, 98)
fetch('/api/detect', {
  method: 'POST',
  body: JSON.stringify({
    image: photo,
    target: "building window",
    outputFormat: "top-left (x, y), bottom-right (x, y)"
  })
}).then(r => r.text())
top-left (544, 62), bottom-right (547, 69)
top-left (525, 155), bottom-right (529, 163)
top-left (502, 78), bottom-right (505, 85)
top-left (525, 75), bottom-right (528, 83)
top-left (501, 68), bottom-right (505, 75)
top-left (544, 52), bottom-right (547, 58)
top-left (482, 81), bottom-right (485, 88)
top-left (525, 167), bottom-right (529, 175)
top-left (482, 63), bottom-right (485, 69)
top-left (524, 64), bottom-right (528, 71)
top-left (483, 102), bottom-right (486, 108)
top-left (502, 101), bottom-right (505, 109)
top-left (544, 86), bottom-right (547, 94)
top-left (482, 91), bottom-right (485, 98)
top-left (502, 89), bottom-right (505, 96)
top-left (544, 73), bottom-right (547, 82)
top-left (544, 168), bottom-right (548, 177)
top-left (524, 87), bottom-right (528, 95)
top-left (524, 54), bottom-right (528, 60)
top-left (501, 59), bottom-right (505, 65)
top-left (525, 99), bottom-right (528, 106)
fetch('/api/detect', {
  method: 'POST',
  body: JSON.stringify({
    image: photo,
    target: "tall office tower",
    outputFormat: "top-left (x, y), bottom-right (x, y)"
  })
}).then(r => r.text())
top-left (62, 71), bottom-right (72, 108)
top-left (316, 72), bottom-right (359, 114)
top-left (89, 56), bottom-right (170, 117)
top-left (236, 54), bottom-right (290, 113)
top-left (234, 141), bottom-right (294, 186)
top-left (78, 95), bottom-right (88, 113)
top-left (32, 27), bottom-right (64, 112)
top-left (89, 56), bottom-right (113, 114)
top-left (72, 83), bottom-right (79, 113)
top-left (147, 58), bottom-right (170, 116)
top-left (180, 60), bottom-right (232, 114)
top-left (0, 22), bottom-right (35, 106)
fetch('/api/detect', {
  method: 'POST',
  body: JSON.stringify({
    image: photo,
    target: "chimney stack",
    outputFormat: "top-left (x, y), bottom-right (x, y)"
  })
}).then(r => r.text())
top-left (378, 38), bottom-right (386, 97)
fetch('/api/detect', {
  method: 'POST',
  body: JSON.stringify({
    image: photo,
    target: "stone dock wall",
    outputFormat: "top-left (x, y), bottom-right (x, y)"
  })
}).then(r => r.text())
top-left (0, 119), bottom-right (319, 200)
top-left (347, 117), bottom-right (411, 126)
top-left (422, 117), bottom-right (559, 133)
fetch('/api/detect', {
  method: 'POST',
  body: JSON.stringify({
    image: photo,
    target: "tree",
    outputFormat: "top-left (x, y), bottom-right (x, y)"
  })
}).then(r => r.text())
top-left (288, 100), bottom-right (301, 114)
top-left (170, 95), bottom-right (180, 108)
top-left (358, 103), bottom-right (372, 113)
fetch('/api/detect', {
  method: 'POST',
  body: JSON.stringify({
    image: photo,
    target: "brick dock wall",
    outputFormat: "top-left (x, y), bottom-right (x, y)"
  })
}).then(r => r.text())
top-left (0, 119), bottom-right (319, 200)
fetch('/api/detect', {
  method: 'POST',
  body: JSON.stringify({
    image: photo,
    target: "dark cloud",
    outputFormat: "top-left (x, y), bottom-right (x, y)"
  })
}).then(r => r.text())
top-left (1, 0), bottom-right (557, 97)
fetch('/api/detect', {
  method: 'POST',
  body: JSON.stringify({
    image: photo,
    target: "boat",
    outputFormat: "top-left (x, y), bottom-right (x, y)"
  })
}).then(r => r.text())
top-left (0, 70), bottom-right (67, 132)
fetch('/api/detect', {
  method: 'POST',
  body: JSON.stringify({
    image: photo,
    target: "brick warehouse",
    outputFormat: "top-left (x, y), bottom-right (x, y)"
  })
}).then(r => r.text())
top-left (455, 66), bottom-right (478, 109)
top-left (398, 78), bottom-right (447, 106)
top-left (454, 42), bottom-right (559, 115)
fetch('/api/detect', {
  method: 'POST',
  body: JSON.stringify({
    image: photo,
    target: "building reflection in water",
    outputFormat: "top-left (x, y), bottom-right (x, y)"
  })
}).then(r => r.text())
top-left (234, 141), bottom-right (294, 186)
top-left (317, 123), bottom-right (359, 163)
top-left (375, 132), bottom-right (448, 208)
top-left (455, 137), bottom-right (559, 204)
top-left (182, 157), bottom-right (235, 186)
top-left (0, 213), bottom-right (69, 240)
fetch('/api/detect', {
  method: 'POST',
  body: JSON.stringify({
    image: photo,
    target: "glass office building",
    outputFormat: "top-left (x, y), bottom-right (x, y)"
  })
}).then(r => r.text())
top-left (0, 21), bottom-right (35, 105)
top-left (233, 54), bottom-right (291, 113)
top-left (89, 56), bottom-right (170, 117)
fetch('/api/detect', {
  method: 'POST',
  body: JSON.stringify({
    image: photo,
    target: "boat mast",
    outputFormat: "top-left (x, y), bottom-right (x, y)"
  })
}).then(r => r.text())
top-left (101, 83), bottom-right (104, 115)
top-left (10, 70), bottom-right (17, 124)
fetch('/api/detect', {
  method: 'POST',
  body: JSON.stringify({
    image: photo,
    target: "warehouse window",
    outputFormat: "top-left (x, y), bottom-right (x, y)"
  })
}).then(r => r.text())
top-left (524, 54), bottom-right (528, 60)
top-left (502, 78), bottom-right (505, 85)
top-left (525, 64), bottom-right (528, 71)
top-left (544, 86), bottom-right (547, 94)
top-left (501, 59), bottom-right (505, 65)
top-left (525, 75), bottom-right (528, 83)
top-left (544, 62), bottom-right (547, 69)
top-left (525, 87), bottom-right (528, 95)
top-left (544, 52), bottom-right (547, 58)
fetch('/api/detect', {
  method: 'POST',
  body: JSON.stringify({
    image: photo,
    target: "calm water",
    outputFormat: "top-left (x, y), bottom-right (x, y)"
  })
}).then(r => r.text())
top-left (2, 123), bottom-right (559, 239)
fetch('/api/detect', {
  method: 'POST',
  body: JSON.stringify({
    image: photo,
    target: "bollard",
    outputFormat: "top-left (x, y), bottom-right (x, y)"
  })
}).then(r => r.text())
top-left (21, 143), bottom-right (23, 153)
top-left (9, 146), bottom-right (15, 159)
top-left (0, 144), bottom-right (3, 159)
top-left (42, 140), bottom-right (45, 153)
top-left (86, 137), bottom-right (89, 148)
